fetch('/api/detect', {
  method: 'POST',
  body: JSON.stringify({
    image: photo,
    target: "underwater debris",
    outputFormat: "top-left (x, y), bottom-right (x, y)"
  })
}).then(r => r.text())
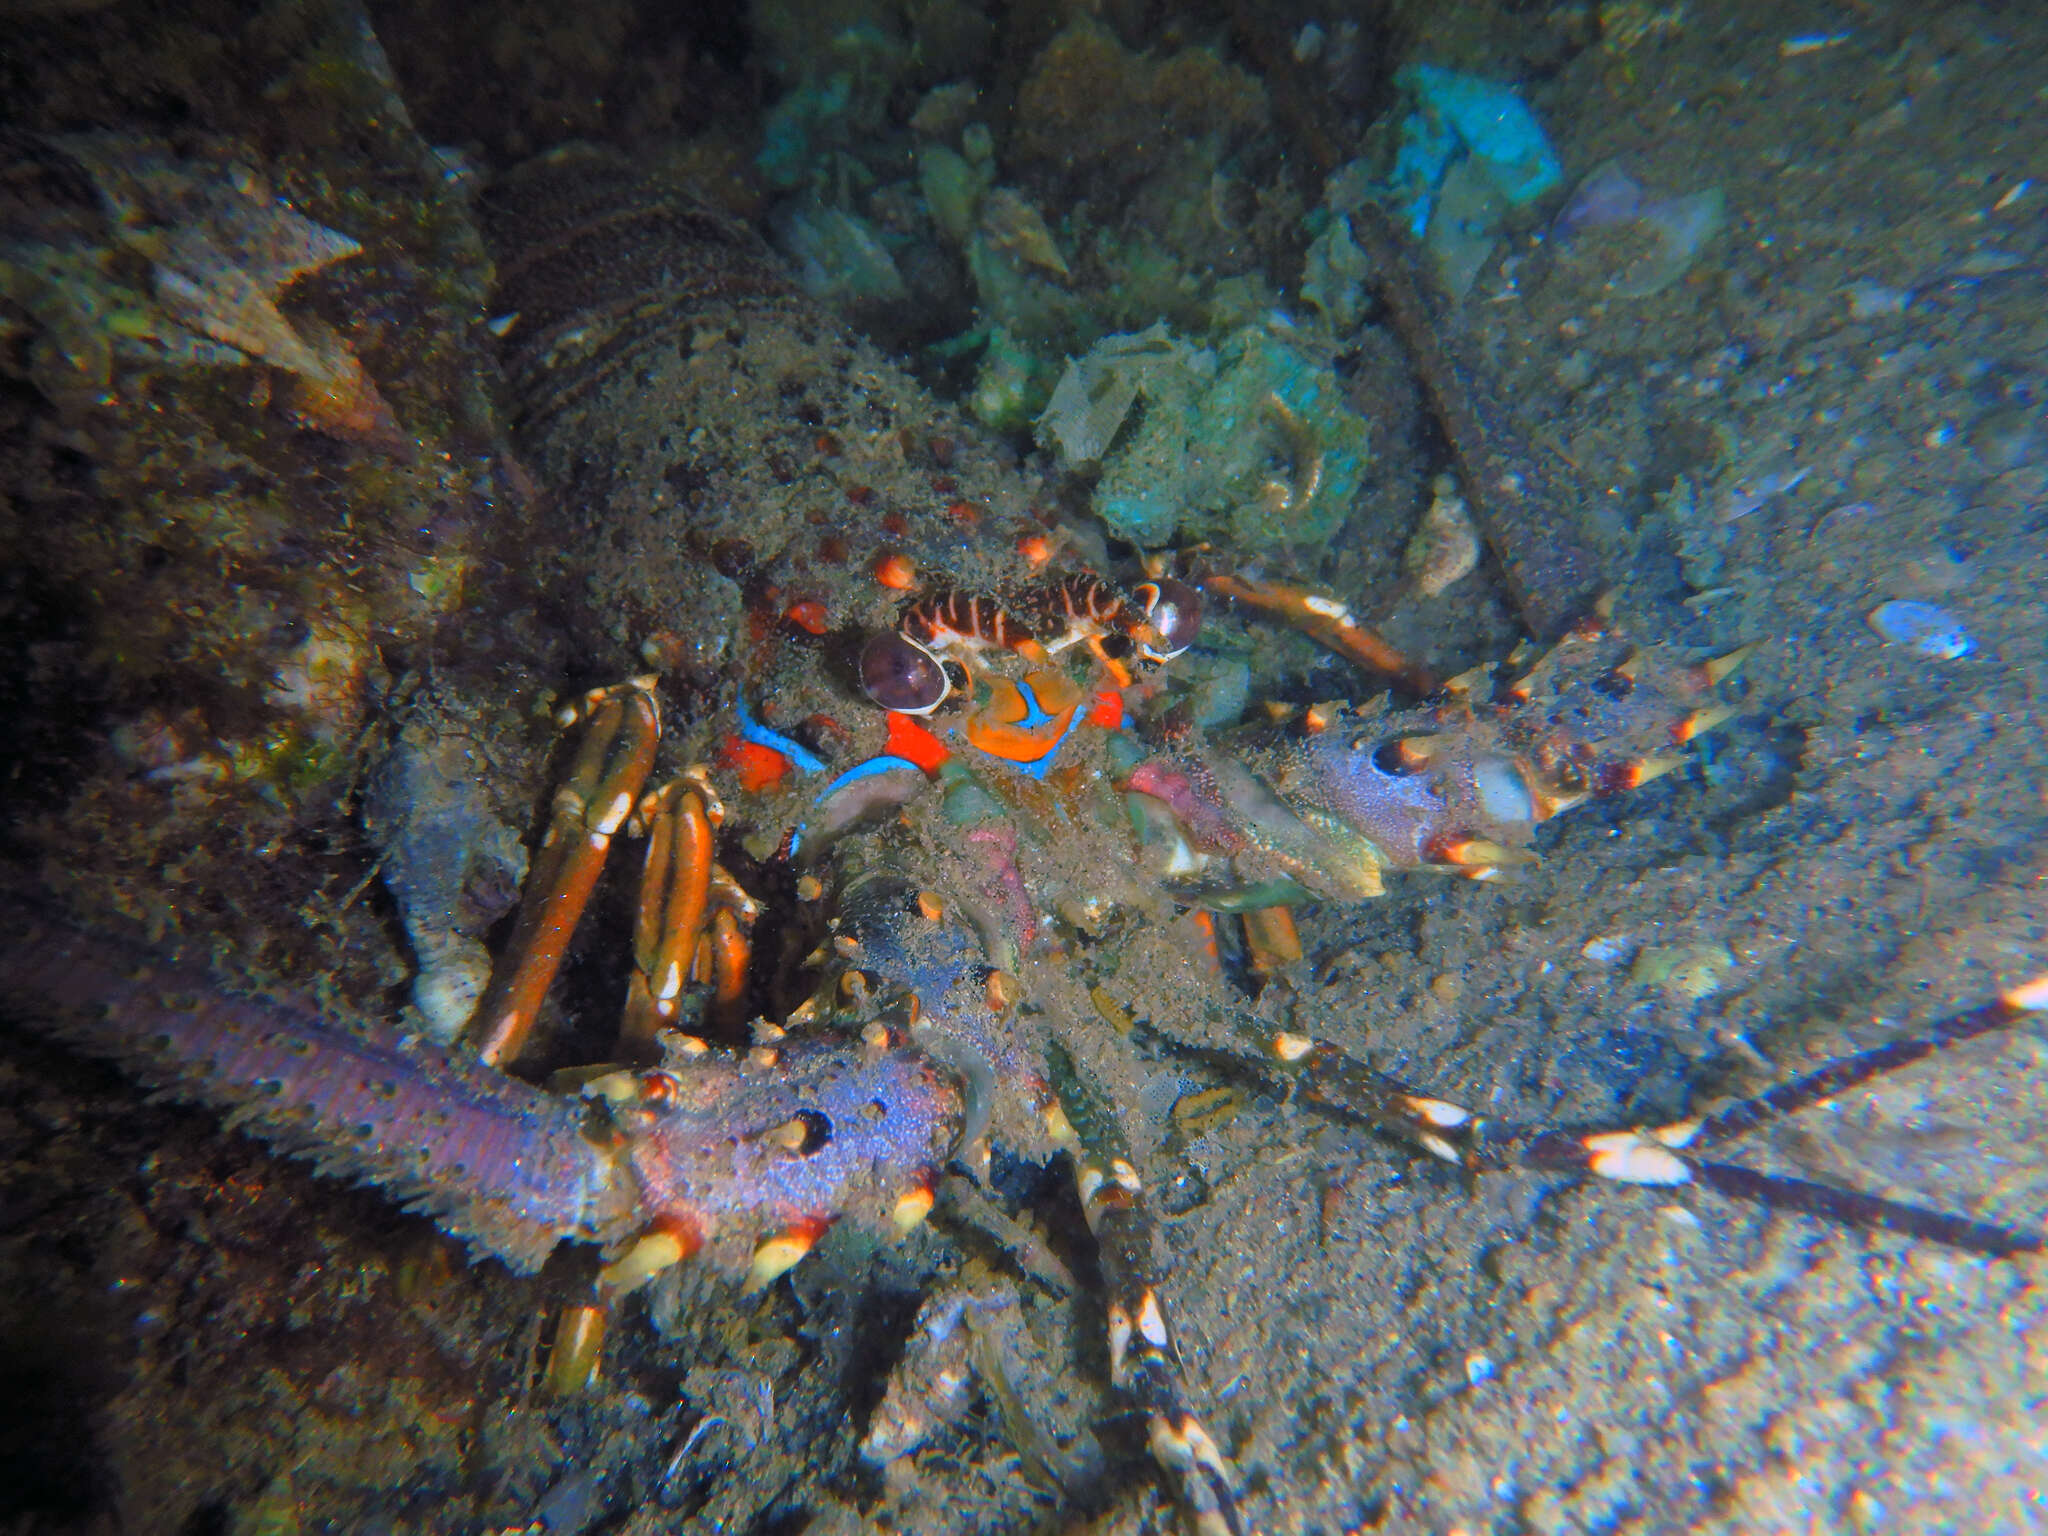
top-left (1867, 600), bottom-right (1975, 661)
top-left (1391, 64), bottom-right (1563, 219)
top-left (1, 136), bottom-right (403, 447)
top-left (1036, 320), bottom-right (1186, 465)
top-left (1040, 322), bottom-right (1368, 548)
top-left (1551, 160), bottom-right (1727, 299)
top-left (1334, 200), bottom-right (1602, 638)
top-left (365, 711), bottom-right (529, 1042)
top-left (918, 140), bottom-right (991, 248)
top-left (978, 187), bottom-right (1068, 279)
top-left (862, 1283), bottom-right (1022, 1465)
top-left (1375, 63), bottom-right (1562, 298)
top-left (1404, 473), bottom-right (1482, 596)
top-left (770, 197), bottom-right (909, 315)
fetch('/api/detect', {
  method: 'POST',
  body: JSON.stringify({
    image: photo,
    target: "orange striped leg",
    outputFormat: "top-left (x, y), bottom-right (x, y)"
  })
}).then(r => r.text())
top-left (1240, 904), bottom-right (1302, 975)
top-left (618, 773), bottom-right (718, 1057)
top-left (705, 903), bottom-right (752, 1032)
top-left (1202, 572), bottom-right (1439, 693)
top-left (471, 678), bottom-right (660, 1068)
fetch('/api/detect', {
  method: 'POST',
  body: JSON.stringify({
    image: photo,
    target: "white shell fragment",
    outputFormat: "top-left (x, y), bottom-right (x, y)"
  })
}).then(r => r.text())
top-left (1867, 600), bottom-right (1974, 660)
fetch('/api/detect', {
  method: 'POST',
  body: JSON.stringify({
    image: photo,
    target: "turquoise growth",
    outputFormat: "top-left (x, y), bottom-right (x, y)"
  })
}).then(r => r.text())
top-left (1385, 63), bottom-right (1563, 237)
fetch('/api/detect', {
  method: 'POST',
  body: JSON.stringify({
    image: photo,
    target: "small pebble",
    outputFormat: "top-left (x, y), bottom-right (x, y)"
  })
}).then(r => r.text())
top-left (1967, 404), bottom-right (2044, 474)
top-left (1810, 500), bottom-right (1877, 545)
top-left (1717, 462), bottom-right (1808, 522)
top-left (1842, 280), bottom-right (1910, 320)
top-left (1867, 599), bottom-right (1974, 660)
top-left (1554, 348), bottom-right (1596, 391)
top-left (1580, 933), bottom-right (1635, 965)
top-left (1631, 942), bottom-right (1736, 1001)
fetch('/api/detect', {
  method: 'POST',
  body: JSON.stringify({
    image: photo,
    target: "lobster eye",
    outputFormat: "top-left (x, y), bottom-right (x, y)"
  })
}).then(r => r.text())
top-left (860, 631), bottom-right (950, 715)
top-left (1138, 577), bottom-right (1203, 659)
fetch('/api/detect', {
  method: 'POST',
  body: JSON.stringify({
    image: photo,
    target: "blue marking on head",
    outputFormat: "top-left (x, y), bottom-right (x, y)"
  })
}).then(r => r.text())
top-left (734, 686), bottom-right (829, 774)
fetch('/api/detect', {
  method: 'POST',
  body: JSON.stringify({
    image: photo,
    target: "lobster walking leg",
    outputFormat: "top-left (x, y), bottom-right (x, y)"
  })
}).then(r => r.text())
top-left (470, 678), bottom-right (661, 1068)
top-left (1257, 976), bottom-right (2048, 1258)
top-left (619, 772), bottom-right (718, 1057)
top-left (1048, 1041), bottom-right (1245, 1536)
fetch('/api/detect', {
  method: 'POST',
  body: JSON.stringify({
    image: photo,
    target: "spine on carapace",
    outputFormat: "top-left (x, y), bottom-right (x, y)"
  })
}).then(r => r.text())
top-left (0, 892), bottom-right (616, 1272)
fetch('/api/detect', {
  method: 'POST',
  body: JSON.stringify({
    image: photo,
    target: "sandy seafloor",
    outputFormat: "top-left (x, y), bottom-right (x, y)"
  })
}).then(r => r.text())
top-left (2, 2), bottom-right (2045, 1534)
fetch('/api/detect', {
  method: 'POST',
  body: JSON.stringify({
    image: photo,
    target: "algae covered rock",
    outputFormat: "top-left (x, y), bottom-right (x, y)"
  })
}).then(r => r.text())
top-left (1040, 322), bottom-right (1369, 549)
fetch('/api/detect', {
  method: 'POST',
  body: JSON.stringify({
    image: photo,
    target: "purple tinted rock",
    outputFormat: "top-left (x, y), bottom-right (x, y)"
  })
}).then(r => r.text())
top-left (1554, 160), bottom-right (1642, 236)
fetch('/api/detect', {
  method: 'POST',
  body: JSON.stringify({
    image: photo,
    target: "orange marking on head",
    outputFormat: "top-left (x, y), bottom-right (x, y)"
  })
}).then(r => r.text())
top-left (884, 711), bottom-right (953, 774)
top-left (720, 734), bottom-right (792, 793)
top-left (964, 670), bottom-right (1081, 764)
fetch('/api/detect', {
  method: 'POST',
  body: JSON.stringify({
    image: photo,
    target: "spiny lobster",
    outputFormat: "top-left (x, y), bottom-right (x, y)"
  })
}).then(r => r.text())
top-left (4, 156), bottom-right (2043, 1535)
top-left (4, 606), bottom-right (2041, 1534)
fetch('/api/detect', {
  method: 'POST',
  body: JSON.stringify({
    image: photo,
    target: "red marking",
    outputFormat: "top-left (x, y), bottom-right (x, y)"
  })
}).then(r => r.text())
top-left (846, 484), bottom-right (874, 506)
top-left (814, 432), bottom-right (841, 456)
top-left (1594, 758), bottom-right (1643, 796)
top-left (646, 1212), bottom-right (706, 1263)
top-left (930, 475), bottom-right (957, 496)
top-left (720, 734), bottom-right (792, 793)
top-left (946, 499), bottom-right (980, 524)
top-left (884, 712), bottom-right (952, 774)
top-left (874, 552), bottom-right (917, 590)
top-left (789, 1214), bottom-right (832, 1247)
top-left (1088, 690), bottom-right (1125, 730)
top-left (1018, 533), bottom-right (1052, 567)
top-left (880, 509), bottom-right (909, 537)
top-left (1419, 831), bottom-right (1463, 865)
top-left (783, 599), bottom-right (829, 635)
